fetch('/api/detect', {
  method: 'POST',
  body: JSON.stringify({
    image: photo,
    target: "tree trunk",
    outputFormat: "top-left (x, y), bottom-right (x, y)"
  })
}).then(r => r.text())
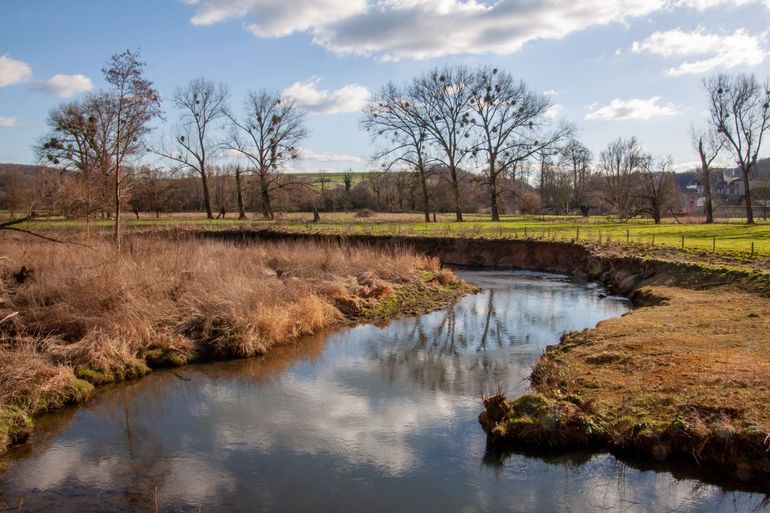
top-left (201, 170), bottom-right (214, 219)
top-left (260, 180), bottom-right (273, 220)
top-left (698, 145), bottom-right (714, 224)
top-left (114, 164), bottom-right (121, 252)
top-left (235, 168), bottom-right (246, 220)
top-left (418, 165), bottom-right (430, 223)
top-left (742, 166), bottom-right (754, 224)
top-left (450, 166), bottom-right (463, 222)
top-left (489, 167), bottom-right (500, 222)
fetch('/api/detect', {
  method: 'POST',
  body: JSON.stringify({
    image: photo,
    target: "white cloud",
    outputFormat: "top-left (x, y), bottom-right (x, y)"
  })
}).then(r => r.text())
top-left (585, 96), bottom-right (681, 121)
top-left (0, 117), bottom-right (17, 127)
top-left (632, 28), bottom-right (767, 75)
top-left (282, 77), bottom-right (371, 114)
top-left (544, 103), bottom-right (563, 119)
top-left (189, 0), bottom-right (366, 37)
top-left (673, 0), bottom-right (769, 9)
top-left (301, 148), bottom-right (365, 164)
top-left (33, 74), bottom-right (94, 97)
top-left (185, 0), bottom-right (668, 60)
top-left (0, 55), bottom-right (32, 87)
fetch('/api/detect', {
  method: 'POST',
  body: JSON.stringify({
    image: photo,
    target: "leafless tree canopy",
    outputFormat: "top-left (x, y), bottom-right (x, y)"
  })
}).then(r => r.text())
top-left (102, 49), bottom-right (162, 247)
top-left (155, 78), bottom-right (230, 219)
top-left (227, 90), bottom-right (308, 220)
top-left (704, 73), bottom-right (770, 224)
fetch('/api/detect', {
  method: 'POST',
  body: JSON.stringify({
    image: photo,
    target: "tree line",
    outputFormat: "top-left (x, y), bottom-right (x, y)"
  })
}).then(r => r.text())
top-left (4, 52), bottom-right (768, 234)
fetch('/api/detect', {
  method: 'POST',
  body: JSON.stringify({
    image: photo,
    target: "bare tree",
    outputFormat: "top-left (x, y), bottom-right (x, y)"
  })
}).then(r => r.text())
top-left (704, 73), bottom-right (770, 224)
top-left (155, 78), bottom-right (229, 219)
top-left (468, 67), bottom-right (571, 221)
top-left (226, 91), bottom-right (307, 219)
top-left (362, 82), bottom-right (434, 222)
top-left (599, 137), bottom-right (645, 218)
top-left (690, 125), bottom-right (723, 224)
top-left (36, 93), bottom-right (117, 228)
top-left (102, 50), bottom-right (162, 248)
top-left (130, 166), bottom-right (177, 219)
top-left (560, 139), bottom-right (593, 216)
top-left (410, 66), bottom-right (475, 222)
top-left (635, 156), bottom-right (680, 224)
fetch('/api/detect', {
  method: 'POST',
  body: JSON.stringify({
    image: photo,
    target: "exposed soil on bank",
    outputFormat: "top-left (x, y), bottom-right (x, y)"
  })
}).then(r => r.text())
top-left (0, 233), bottom-right (474, 455)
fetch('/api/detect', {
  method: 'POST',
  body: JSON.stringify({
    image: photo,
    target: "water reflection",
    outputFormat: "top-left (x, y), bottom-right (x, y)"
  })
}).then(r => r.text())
top-left (0, 271), bottom-right (766, 512)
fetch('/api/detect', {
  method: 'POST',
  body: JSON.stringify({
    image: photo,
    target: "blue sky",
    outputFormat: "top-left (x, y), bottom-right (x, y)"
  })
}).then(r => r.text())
top-left (1, 0), bottom-right (769, 172)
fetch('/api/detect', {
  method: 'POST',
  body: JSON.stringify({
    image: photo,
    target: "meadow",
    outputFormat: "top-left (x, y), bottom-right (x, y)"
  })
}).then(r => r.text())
top-left (16, 211), bottom-right (770, 259)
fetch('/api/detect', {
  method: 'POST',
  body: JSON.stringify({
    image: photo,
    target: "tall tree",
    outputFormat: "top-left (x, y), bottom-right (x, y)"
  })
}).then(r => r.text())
top-left (599, 137), bottom-right (645, 219)
top-left (102, 50), bottom-right (162, 248)
top-left (410, 66), bottom-right (475, 222)
top-left (155, 78), bottom-right (229, 219)
top-left (559, 139), bottom-right (593, 216)
top-left (468, 66), bottom-right (571, 221)
top-left (362, 82), bottom-right (433, 222)
top-left (227, 90), bottom-right (307, 219)
top-left (704, 73), bottom-right (770, 224)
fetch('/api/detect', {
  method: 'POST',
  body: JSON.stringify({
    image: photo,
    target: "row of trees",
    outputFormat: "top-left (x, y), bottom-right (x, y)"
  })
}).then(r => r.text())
top-left (362, 66), bottom-right (572, 222)
top-left (36, 50), bottom-right (312, 246)
top-left (28, 52), bottom-right (770, 233)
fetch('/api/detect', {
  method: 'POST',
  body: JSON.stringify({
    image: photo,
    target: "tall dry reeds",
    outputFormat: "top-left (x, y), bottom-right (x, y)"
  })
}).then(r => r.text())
top-left (0, 232), bottom-right (454, 447)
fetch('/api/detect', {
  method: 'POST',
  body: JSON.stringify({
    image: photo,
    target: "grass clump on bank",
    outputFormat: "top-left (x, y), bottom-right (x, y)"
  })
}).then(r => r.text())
top-left (0, 233), bottom-right (469, 452)
top-left (480, 284), bottom-right (770, 483)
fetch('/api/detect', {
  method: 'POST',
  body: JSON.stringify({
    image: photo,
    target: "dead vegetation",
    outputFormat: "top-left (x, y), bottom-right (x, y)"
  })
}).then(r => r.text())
top-left (480, 284), bottom-right (770, 483)
top-left (0, 232), bottom-right (468, 452)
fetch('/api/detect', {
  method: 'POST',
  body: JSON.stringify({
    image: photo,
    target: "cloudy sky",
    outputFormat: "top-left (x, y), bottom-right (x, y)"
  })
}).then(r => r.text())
top-left (1, 0), bottom-right (769, 171)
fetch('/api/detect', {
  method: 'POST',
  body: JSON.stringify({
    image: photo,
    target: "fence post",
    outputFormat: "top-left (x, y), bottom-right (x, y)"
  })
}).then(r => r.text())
top-left (576, 227), bottom-right (580, 241)
top-left (751, 241), bottom-right (755, 258)
top-left (681, 234), bottom-right (684, 250)
top-left (626, 229), bottom-right (630, 243)
top-left (524, 226), bottom-right (528, 238)
top-left (652, 233), bottom-right (655, 246)
top-left (712, 236), bottom-right (716, 252)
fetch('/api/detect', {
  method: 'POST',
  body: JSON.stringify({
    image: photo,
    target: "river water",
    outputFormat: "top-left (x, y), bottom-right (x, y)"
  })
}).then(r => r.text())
top-left (0, 271), bottom-right (767, 512)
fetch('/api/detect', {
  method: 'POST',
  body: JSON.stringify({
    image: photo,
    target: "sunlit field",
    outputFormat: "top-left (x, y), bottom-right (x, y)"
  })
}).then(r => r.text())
top-left (14, 211), bottom-right (770, 258)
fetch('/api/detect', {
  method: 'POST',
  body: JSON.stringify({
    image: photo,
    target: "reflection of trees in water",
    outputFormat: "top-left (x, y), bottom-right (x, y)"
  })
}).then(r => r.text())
top-left (371, 290), bottom-right (534, 396)
top-left (368, 280), bottom-right (630, 396)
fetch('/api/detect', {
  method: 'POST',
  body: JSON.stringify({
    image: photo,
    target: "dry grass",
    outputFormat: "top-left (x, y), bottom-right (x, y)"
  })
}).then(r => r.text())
top-left (0, 232), bottom-right (462, 450)
top-left (481, 284), bottom-right (770, 480)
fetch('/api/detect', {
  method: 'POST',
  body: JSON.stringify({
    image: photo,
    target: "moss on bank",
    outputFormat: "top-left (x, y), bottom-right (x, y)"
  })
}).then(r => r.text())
top-left (480, 284), bottom-right (770, 485)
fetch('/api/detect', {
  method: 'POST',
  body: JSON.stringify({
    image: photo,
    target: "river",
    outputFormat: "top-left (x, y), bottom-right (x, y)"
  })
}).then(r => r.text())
top-left (0, 271), bottom-right (767, 512)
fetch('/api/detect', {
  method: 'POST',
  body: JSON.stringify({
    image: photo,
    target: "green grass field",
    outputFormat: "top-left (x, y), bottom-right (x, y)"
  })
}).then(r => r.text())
top-left (11, 212), bottom-right (770, 258)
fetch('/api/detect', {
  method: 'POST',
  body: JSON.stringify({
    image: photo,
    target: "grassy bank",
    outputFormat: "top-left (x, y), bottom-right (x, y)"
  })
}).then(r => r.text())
top-left (480, 284), bottom-right (770, 484)
top-left (14, 212), bottom-right (770, 259)
top-left (0, 234), bottom-right (473, 453)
